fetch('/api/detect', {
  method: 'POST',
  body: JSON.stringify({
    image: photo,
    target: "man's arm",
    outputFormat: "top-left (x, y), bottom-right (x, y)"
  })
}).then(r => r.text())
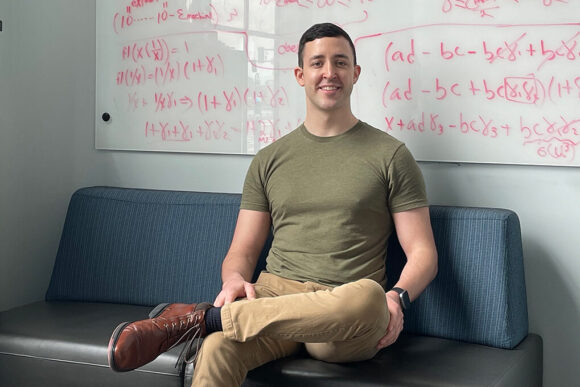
top-left (377, 206), bottom-right (438, 349)
top-left (213, 209), bottom-right (272, 307)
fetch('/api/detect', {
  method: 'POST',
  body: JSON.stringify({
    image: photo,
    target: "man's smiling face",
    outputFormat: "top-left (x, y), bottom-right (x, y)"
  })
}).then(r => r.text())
top-left (294, 36), bottom-right (361, 116)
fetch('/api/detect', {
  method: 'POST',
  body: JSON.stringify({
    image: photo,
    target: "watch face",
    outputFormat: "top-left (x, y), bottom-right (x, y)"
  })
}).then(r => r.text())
top-left (400, 290), bottom-right (410, 310)
top-left (393, 287), bottom-right (410, 310)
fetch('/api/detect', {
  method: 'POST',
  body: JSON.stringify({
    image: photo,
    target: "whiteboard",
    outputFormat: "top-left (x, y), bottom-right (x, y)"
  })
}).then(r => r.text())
top-left (96, 0), bottom-right (580, 166)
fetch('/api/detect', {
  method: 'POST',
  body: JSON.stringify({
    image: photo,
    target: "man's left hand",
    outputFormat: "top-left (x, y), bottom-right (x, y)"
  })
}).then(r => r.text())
top-left (376, 291), bottom-right (404, 350)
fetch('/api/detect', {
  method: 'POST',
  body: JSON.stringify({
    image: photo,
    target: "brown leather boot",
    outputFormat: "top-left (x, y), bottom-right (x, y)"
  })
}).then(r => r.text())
top-left (108, 302), bottom-right (212, 372)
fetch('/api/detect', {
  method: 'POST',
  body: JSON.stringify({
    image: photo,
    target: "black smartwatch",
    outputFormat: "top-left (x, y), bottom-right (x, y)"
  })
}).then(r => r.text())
top-left (391, 287), bottom-right (411, 310)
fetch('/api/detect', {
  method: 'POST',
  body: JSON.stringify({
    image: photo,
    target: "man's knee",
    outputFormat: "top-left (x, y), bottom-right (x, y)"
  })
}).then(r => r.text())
top-left (322, 278), bottom-right (389, 336)
top-left (337, 279), bottom-right (387, 316)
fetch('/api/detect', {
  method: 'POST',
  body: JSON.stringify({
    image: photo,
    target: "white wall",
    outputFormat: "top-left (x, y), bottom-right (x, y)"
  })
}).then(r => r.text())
top-left (0, 1), bottom-right (89, 309)
top-left (1, 1), bottom-right (579, 386)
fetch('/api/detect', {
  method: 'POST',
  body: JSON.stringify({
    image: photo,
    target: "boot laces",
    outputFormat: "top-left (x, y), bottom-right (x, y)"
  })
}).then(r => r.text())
top-left (167, 312), bottom-right (203, 368)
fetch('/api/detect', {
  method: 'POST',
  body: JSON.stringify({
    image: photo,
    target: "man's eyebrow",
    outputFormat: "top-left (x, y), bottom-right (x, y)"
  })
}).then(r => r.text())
top-left (333, 54), bottom-right (351, 61)
top-left (308, 53), bottom-right (351, 61)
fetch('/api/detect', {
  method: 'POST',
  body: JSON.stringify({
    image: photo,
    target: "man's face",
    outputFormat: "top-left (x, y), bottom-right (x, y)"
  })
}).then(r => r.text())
top-left (294, 36), bottom-right (361, 115)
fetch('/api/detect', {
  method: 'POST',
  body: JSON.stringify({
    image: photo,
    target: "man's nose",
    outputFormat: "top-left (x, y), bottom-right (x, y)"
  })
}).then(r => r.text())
top-left (323, 63), bottom-right (337, 78)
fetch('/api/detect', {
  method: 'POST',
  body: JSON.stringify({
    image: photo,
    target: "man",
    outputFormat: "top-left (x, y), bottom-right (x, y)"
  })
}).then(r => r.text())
top-left (108, 23), bottom-right (437, 386)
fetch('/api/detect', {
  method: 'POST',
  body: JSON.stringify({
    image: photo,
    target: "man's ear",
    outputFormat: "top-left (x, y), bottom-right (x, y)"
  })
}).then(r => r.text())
top-left (353, 64), bottom-right (361, 84)
top-left (294, 66), bottom-right (305, 86)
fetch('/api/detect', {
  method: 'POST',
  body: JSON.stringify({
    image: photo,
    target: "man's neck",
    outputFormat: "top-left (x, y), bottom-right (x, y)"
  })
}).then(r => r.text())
top-left (303, 110), bottom-right (359, 137)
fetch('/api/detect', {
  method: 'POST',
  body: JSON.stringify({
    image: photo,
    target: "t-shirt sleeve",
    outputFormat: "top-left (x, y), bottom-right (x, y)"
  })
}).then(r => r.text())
top-left (240, 155), bottom-right (270, 212)
top-left (387, 144), bottom-right (429, 213)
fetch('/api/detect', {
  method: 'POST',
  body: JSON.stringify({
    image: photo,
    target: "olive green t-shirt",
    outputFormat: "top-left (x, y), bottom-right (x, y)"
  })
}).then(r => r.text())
top-left (241, 121), bottom-right (428, 288)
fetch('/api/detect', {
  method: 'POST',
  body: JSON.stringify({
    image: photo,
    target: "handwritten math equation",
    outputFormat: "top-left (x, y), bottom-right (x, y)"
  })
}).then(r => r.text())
top-left (144, 118), bottom-right (298, 146)
top-left (100, 0), bottom-right (580, 163)
top-left (114, 0), bottom-right (569, 34)
top-left (382, 75), bottom-right (580, 107)
top-left (126, 86), bottom-right (290, 113)
top-left (441, 0), bottom-right (569, 19)
top-left (384, 112), bottom-right (579, 162)
top-left (375, 25), bottom-right (580, 162)
top-left (384, 32), bottom-right (580, 72)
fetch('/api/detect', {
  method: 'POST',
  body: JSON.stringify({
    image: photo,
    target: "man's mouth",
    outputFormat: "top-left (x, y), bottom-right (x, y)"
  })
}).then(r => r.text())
top-left (319, 86), bottom-right (340, 91)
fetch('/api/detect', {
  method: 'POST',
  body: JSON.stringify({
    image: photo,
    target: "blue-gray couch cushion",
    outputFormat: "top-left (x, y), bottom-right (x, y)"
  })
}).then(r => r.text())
top-left (46, 187), bottom-right (241, 306)
top-left (387, 206), bottom-right (528, 349)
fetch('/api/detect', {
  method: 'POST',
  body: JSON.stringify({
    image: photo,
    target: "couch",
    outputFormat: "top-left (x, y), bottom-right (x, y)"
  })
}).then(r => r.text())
top-left (0, 186), bottom-right (543, 386)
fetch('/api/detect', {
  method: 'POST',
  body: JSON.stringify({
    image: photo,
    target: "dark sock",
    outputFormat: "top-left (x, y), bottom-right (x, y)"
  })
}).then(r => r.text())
top-left (205, 306), bottom-right (223, 333)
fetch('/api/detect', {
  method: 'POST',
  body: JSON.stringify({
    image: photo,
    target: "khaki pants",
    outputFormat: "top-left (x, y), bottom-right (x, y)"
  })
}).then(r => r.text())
top-left (192, 272), bottom-right (389, 387)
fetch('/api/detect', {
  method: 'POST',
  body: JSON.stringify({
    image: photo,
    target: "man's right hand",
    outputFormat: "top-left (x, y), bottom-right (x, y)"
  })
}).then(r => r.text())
top-left (213, 275), bottom-right (256, 307)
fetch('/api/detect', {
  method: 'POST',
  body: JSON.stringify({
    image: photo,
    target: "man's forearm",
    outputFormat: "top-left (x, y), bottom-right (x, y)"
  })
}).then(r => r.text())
top-left (390, 247), bottom-right (438, 301)
top-left (220, 209), bottom-right (272, 285)
top-left (221, 251), bottom-right (258, 284)
top-left (390, 207), bottom-right (438, 301)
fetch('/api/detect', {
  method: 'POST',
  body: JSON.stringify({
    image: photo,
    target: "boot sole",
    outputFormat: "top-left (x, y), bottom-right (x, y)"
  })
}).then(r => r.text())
top-left (107, 321), bottom-right (131, 372)
top-left (148, 302), bottom-right (171, 318)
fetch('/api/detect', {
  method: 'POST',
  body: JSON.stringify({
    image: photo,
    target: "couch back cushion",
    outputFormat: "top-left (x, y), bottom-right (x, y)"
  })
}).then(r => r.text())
top-left (386, 205), bottom-right (529, 349)
top-left (47, 187), bottom-right (528, 349)
top-left (46, 187), bottom-right (242, 306)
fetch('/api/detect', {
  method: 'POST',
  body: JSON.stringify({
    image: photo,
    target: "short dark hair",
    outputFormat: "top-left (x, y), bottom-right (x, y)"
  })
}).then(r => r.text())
top-left (297, 23), bottom-right (357, 68)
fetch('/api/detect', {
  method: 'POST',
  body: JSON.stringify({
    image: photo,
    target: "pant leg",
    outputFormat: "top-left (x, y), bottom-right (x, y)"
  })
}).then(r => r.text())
top-left (191, 272), bottom-right (306, 387)
top-left (221, 276), bottom-right (389, 362)
top-left (192, 332), bottom-right (300, 387)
